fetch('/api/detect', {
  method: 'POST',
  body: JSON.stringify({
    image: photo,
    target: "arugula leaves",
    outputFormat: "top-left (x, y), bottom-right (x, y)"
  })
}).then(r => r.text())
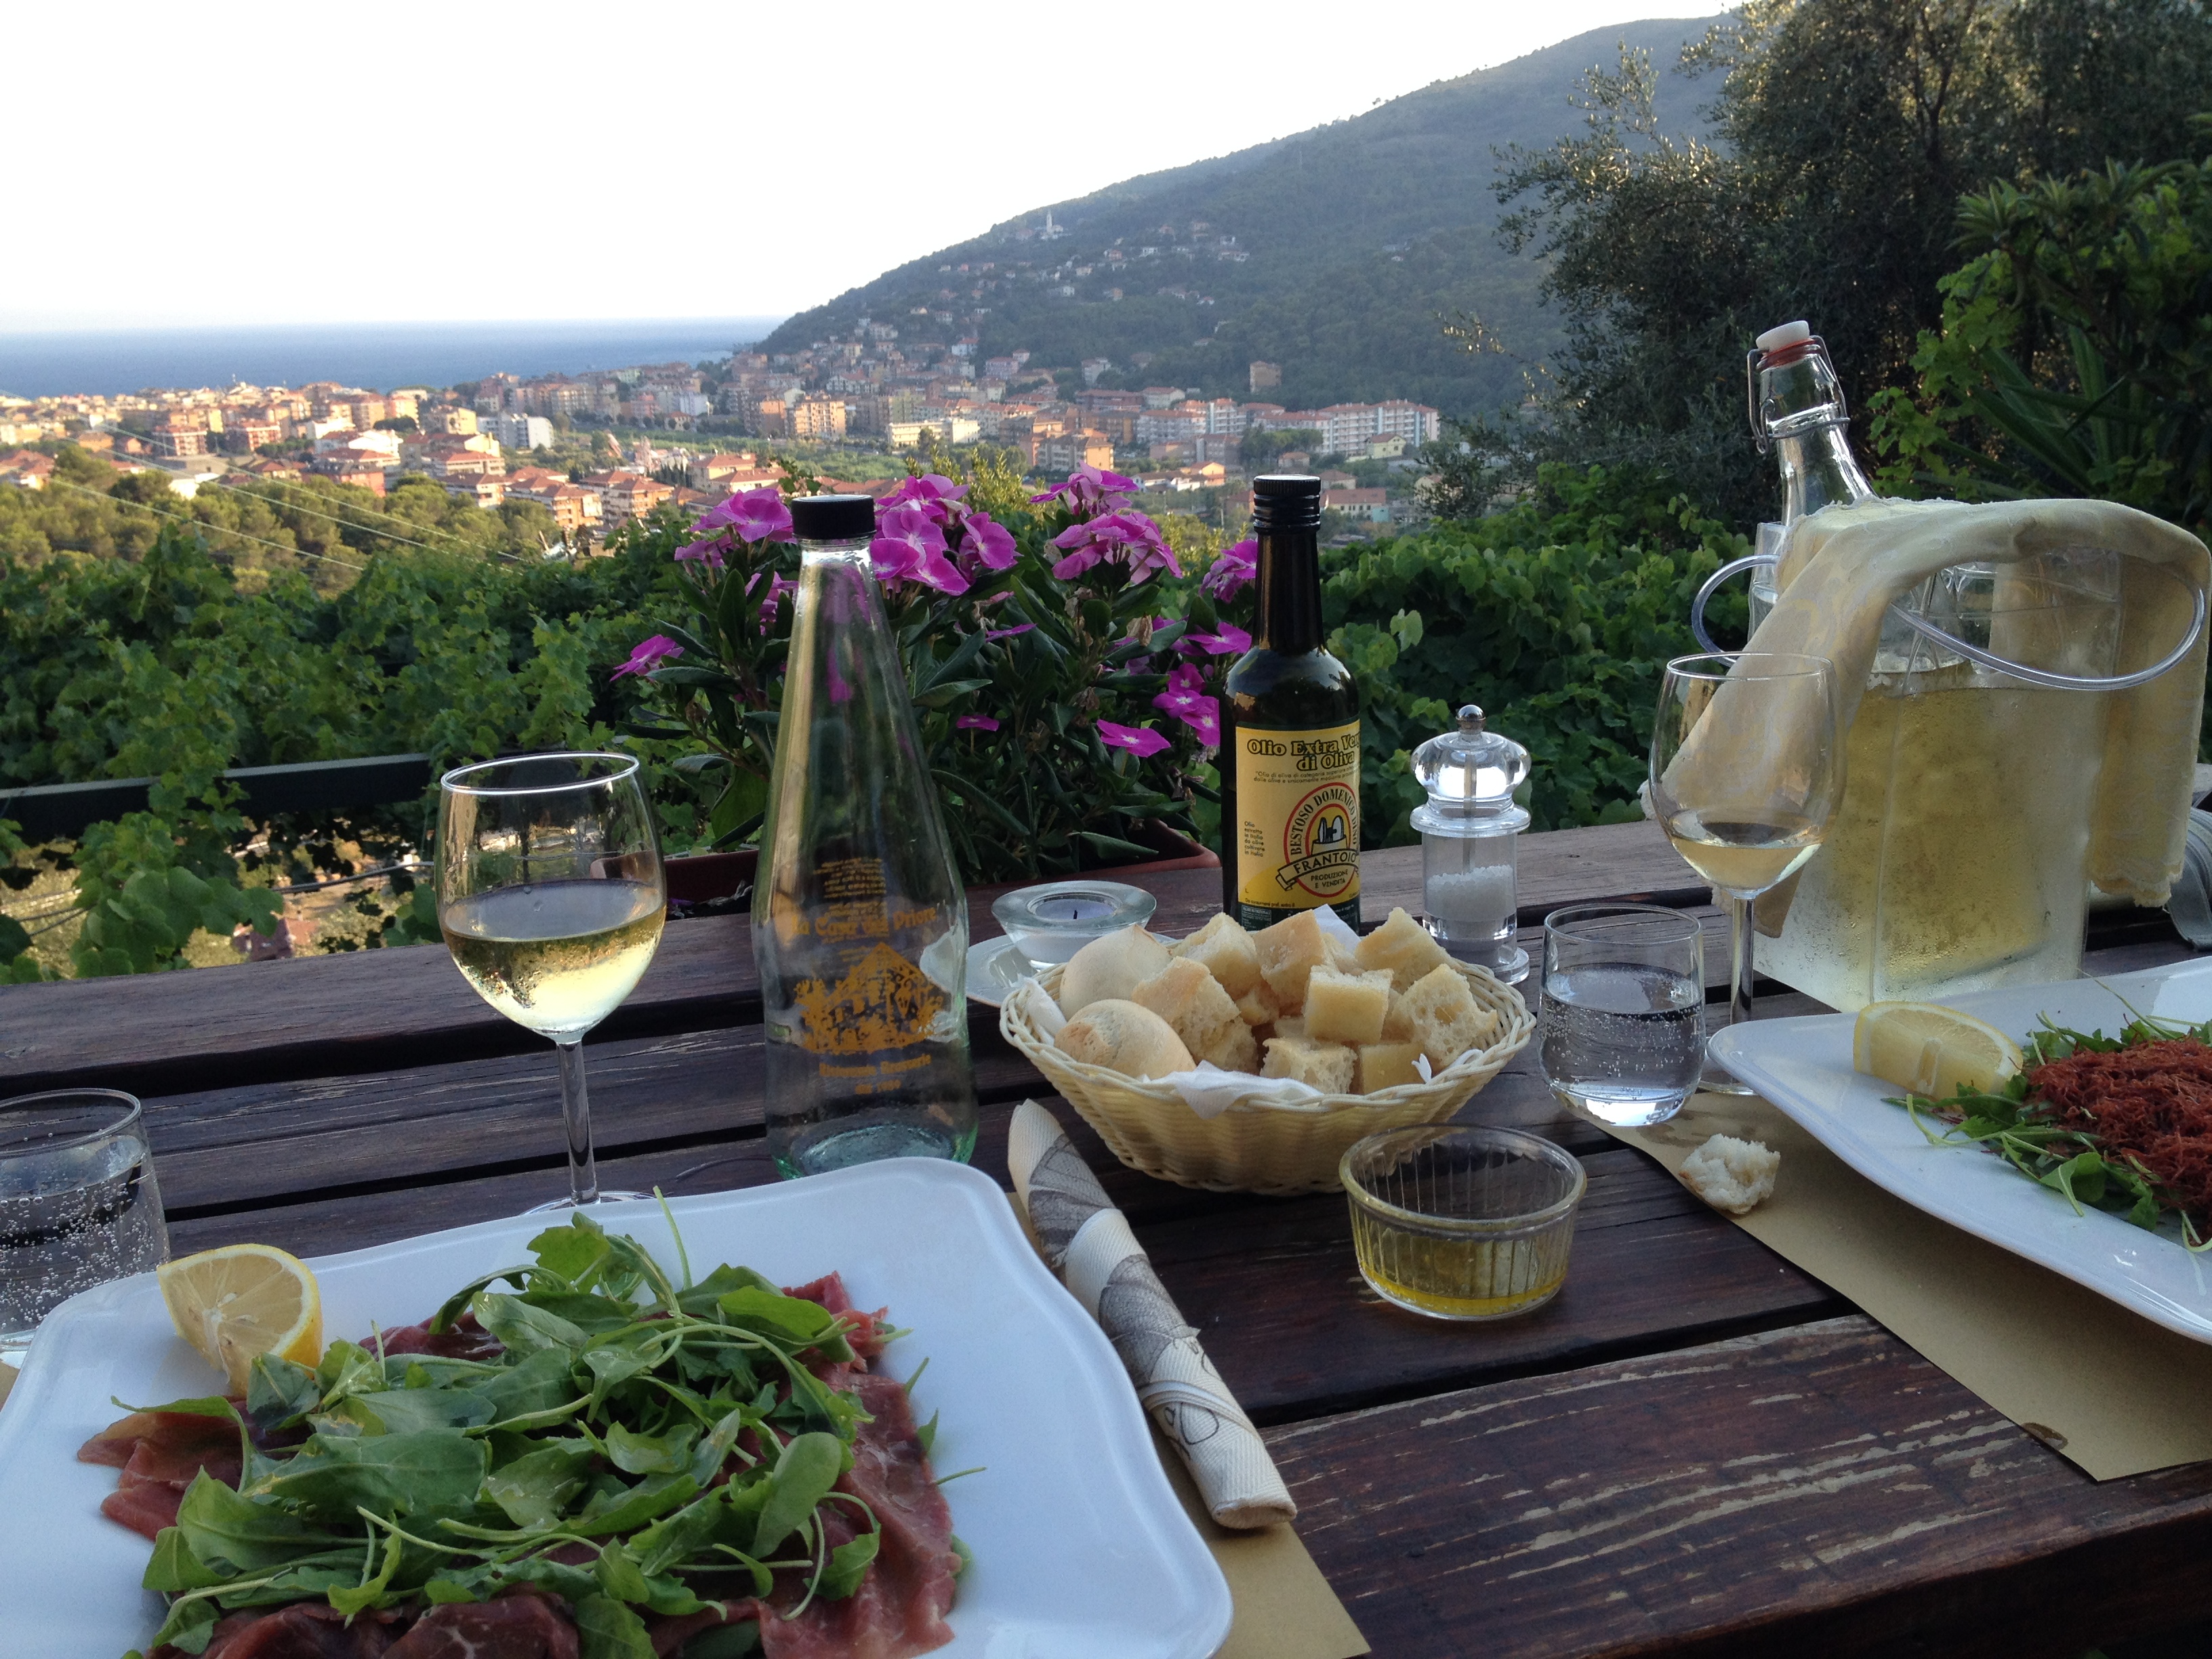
top-left (1891, 1010), bottom-right (2212, 1249)
top-left (119, 1211), bottom-right (916, 1651)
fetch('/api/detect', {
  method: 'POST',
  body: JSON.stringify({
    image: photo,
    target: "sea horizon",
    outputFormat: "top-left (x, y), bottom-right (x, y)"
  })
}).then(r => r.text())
top-left (0, 316), bottom-right (790, 399)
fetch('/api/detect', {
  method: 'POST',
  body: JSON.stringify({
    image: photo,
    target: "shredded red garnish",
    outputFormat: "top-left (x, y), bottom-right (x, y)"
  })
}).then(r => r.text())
top-left (2024, 1036), bottom-right (2212, 1225)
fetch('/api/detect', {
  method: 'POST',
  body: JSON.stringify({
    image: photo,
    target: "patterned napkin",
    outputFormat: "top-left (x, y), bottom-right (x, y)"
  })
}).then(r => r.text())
top-left (1007, 1099), bottom-right (1296, 1528)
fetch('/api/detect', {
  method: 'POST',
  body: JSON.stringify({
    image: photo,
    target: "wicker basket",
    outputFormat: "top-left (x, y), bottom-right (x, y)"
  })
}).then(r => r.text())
top-left (999, 958), bottom-right (1536, 1196)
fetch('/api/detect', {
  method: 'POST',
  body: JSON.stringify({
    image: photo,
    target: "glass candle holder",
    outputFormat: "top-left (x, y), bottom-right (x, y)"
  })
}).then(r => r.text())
top-left (1410, 705), bottom-right (1531, 982)
top-left (989, 880), bottom-right (1158, 968)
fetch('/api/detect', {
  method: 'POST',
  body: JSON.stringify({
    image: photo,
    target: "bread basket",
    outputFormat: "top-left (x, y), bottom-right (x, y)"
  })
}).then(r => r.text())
top-left (998, 958), bottom-right (1535, 1196)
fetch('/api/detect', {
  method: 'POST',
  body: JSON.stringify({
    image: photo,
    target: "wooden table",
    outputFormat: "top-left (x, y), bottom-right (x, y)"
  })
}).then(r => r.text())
top-left (7, 824), bottom-right (2210, 1658)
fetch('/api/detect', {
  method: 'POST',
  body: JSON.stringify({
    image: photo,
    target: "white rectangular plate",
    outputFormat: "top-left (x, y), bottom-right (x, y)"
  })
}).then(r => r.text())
top-left (0, 1160), bottom-right (1231, 1658)
top-left (1712, 959), bottom-right (2212, 1344)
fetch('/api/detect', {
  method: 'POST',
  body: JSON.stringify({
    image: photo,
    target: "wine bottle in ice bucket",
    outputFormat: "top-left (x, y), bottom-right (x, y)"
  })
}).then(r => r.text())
top-left (752, 493), bottom-right (978, 1178)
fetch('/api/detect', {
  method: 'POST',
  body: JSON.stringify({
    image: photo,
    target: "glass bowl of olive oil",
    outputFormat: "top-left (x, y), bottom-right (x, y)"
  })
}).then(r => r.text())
top-left (1341, 1126), bottom-right (1585, 1320)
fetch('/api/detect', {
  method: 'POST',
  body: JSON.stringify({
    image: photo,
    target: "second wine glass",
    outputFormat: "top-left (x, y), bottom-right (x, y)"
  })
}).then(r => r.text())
top-left (1649, 653), bottom-right (1841, 1080)
top-left (436, 752), bottom-right (666, 1209)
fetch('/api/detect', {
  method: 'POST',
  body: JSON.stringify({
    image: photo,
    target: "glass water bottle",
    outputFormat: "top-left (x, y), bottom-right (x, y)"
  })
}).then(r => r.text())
top-left (752, 493), bottom-right (977, 1177)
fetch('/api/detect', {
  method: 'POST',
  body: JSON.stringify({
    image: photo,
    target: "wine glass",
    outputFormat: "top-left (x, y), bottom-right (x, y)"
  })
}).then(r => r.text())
top-left (1649, 653), bottom-right (1841, 1089)
top-left (436, 752), bottom-right (666, 1208)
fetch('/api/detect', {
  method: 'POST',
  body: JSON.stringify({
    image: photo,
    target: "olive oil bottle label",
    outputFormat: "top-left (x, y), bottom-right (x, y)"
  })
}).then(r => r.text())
top-left (1233, 721), bottom-right (1361, 918)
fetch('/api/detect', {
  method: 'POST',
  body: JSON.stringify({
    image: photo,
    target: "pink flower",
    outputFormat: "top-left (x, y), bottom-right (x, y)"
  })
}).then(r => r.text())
top-left (870, 502), bottom-right (969, 595)
top-left (882, 472), bottom-right (968, 510)
top-left (1153, 663), bottom-right (1221, 746)
top-left (1202, 538), bottom-right (1256, 599)
top-left (1097, 720), bottom-right (1171, 758)
top-left (725, 485), bottom-right (794, 544)
top-left (1049, 510), bottom-right (1181, 583)
top-left (1029, 464), bottom-right (1138, 516)
top-left (745, 569), bottom-right (796, 633)
top-left (674, 536), bottom-right (726, 568)
top-left (1181, 619), bottom-right (1252, 656)
top-left (985, 622), bottom-right (1036, 641)
top-left (957, 714), bottom-right (1000, 731)
top-left (961, 511), bottom-right (1018, 571)
top-left (611, 634), bottom-right (684, 680)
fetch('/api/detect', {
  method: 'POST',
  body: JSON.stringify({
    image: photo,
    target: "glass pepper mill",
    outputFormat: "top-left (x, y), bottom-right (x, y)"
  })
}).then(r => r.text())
top-left (1410, 705), bottom-right (1531, 983)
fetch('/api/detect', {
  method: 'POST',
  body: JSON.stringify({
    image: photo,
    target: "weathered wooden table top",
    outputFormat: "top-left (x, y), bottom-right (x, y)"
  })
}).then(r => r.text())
top-left (7, 821), bottom-right (2208, 1658)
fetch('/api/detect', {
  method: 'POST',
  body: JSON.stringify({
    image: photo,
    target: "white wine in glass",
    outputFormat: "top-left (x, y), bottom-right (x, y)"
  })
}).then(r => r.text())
top-left (1649, 653), bottom-right (1841, 1090)
top-left (436, 752), bottom-right (666, 1208)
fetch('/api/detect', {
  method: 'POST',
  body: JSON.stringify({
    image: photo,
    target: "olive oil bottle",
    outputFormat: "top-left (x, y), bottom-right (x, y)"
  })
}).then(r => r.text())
top-left (1219, 474), bottom-right (1361, 928)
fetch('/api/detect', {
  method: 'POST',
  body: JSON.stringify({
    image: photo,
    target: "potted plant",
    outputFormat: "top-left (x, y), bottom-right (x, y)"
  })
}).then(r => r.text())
top-left (613, 460), bottom-right (1256, 896)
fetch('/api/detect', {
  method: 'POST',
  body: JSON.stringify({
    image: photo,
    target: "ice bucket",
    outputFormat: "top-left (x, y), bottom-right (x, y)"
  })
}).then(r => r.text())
top-left (1694, 538), bottom-right (2207, 1010)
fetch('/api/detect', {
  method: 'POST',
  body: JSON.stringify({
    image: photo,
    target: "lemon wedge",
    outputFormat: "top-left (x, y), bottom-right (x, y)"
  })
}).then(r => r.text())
top-left (1852, 1000), bottom-right (2022, 1101)
top-left (157, 1244), bottom-right (323, 1393)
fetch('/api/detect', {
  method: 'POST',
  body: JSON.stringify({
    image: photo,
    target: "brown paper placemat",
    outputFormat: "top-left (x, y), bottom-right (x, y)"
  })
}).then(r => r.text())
top-left (1601, 1090), bottom-right (2212, 1479)
top-left (1156, 1428), bottom-right (1369, 1659)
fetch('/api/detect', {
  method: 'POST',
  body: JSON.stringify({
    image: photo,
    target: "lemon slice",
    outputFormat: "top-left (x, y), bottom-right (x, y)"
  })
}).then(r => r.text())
top-left (157, 1244), bottom-right (323, 1393)
top-left (1852, 1000), bottom-right (2022, 1100)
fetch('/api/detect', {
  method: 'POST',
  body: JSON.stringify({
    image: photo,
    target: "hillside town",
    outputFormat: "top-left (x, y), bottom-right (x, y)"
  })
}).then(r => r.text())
top-left (0, 325), bottom-right (1441, 536)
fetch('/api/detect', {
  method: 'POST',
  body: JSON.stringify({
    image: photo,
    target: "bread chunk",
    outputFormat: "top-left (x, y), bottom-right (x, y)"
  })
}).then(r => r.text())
top-left (1355, 1041), bottom-right (1427, 1094)
top-left (1233, 980), bottom-right (1282, 1027)
top-left (1254, 910), bottom-right (1332, 1011)
top-left (1355, 906), bottom-right (1452, 992)
top-left (1196, 1019), bottom-right (1260, 1073)
top-left (1056, 999), bottom-right (1193, 1080)
top-left (1261, 1033), bottom-right (1356, 1093)
top-left (1324, 933), bottom-right (1363, 975)
top-left (1269, 1015), bottom-right (1307, 1042)
top-left (1678, 1135), bottom-right (1780, 1215)
top-left (1304, 966), bottom-right (1395, 1046)
top-left (1059, 924), bottom-right (1170, 1015)
top-left (1382, 989), bottom-right (1414, 1042)
top-left (1172, 912), bottom-right (1263, 997)
top-left (1401, 964), bottom-right (1503, 1069)
top-left (1130, 958), bottom-right (1244, 1062)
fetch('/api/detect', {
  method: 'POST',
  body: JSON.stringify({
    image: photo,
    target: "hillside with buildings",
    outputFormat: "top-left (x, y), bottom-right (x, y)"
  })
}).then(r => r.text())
top-left (760, 16), bottom-right (1717, 417)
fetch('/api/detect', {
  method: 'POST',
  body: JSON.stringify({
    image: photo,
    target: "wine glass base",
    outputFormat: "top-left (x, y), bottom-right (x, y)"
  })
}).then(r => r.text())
top-left (525, 1190), bottom-right (652, 1214)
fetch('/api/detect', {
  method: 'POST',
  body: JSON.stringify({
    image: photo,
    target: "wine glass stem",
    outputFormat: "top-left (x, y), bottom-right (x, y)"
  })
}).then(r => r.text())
top-left (555, 1040), bottom-right (600, 1206)
top-left (1728, 895), bottom-right (1757, 1030)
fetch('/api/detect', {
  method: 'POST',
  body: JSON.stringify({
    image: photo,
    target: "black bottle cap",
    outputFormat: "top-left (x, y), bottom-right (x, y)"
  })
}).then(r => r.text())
top-left (789, 493), bottom-right (877, 542)
top-left (1252, 473), bottom-right (1322, 531)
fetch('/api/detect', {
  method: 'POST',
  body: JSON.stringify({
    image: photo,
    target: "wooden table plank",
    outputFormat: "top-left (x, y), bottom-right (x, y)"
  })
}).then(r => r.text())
top-left (1268, 1315), bottom-right (2212, 1659)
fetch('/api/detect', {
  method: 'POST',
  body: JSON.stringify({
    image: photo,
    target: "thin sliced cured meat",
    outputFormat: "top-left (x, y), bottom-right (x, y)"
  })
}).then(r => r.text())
top-left (376, 1310), bottom-right (505, 1361)
top-left (101, 1475), bottom-right (190, 1541)
top-left (783, 1272), bottom-right (890, 1361)
top-left (160, 1602), bottom-right (399, 1659)
top-left (382, 1591), bottom-right (579, 1659)
top-left (79, 1407), bottom-right (239, 1469)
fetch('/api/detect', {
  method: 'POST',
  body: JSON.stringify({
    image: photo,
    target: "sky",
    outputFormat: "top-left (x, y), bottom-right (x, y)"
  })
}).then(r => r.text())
top-left (4, 1), bottom-right (1716, 333)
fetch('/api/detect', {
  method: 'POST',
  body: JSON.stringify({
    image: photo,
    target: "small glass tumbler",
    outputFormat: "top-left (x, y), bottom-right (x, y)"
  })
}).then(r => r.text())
top-left (0, 1089), bottom-right (169, 1361)
top-left (1341, 1126), bottom-right (1586, 1321)
top-left (1540, 903), bottom-right (1706, 1127)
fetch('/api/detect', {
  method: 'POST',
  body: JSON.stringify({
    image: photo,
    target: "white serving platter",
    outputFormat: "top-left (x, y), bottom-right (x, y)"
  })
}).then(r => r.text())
top-left (0, 1160), bottom-right (1231, 1658)
top-left (1712, 958), bottom-right (2212, 1344)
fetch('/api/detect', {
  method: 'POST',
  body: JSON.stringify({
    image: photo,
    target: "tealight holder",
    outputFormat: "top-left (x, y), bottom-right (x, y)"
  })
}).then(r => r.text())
top-left (1410, 705), bottom-right (1531, 983)
top-left (989, 879), bottom-right (1158, 969)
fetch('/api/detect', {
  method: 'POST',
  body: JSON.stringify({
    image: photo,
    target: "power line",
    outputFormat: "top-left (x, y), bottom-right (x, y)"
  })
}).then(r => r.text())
top-left (44, 476), bottom-right (368, 571)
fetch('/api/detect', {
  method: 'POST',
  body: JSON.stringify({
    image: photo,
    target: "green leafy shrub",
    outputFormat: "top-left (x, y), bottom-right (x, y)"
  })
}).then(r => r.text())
top-left (1319, 464), bottom-right (1748, 839)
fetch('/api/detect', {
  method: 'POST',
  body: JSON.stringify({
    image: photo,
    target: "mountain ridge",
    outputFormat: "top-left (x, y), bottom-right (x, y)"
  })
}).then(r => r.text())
top-left (762, 16), bottom-right (1721, 415)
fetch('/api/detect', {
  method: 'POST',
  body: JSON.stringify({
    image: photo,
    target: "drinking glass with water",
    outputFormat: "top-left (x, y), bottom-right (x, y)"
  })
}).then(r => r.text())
top-left (0, 1089), bottom-right (169, 1362)
top-left (1539, 905), bottom-right (1706, 1126)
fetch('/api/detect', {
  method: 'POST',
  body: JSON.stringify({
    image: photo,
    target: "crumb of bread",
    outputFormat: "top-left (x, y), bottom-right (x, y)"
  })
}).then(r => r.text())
top-left (1401, 964), bottom-right (1502, 1069)
top-left (1261, 1033), bottom-right (1357, 1092)
top-left (1305, 966), bottom-right (1395, 1046)
top-left (1354, 906), bottom-right (1453, 991)
top-left (1172, 912), bottom-right (1264, 997)
top-left (1677, 1134), bottom-right (1779, 1215)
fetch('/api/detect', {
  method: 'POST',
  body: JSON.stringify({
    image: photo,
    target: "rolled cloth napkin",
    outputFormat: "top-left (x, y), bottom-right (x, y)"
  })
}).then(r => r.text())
top-left (1006, 1098), bottom-right (1296, 1528)
top-left (1665, 496), bottom-right (2209, 918)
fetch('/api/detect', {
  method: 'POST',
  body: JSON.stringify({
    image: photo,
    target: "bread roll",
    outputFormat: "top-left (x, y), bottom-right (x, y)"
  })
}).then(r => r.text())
top-left (1055, 999), bottom-right (1194, 1080)
top-left (1059, 924), bottom-right (1171, 1014)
